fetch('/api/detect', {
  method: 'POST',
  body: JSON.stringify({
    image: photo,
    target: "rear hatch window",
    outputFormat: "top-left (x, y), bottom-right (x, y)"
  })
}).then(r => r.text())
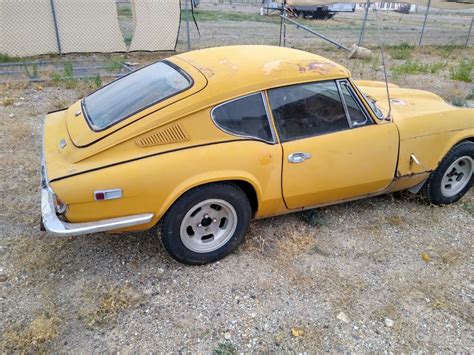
top-left (82, 61), bottom-right (192, 131)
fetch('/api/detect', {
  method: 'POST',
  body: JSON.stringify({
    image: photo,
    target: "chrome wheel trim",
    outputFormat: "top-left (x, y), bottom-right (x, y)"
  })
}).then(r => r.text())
top-left (440, 156), bottom-right (473, 197)
top-left (179, 199), bottom-right (238, 253)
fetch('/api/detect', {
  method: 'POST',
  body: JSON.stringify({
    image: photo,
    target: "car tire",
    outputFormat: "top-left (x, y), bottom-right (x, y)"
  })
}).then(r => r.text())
top-left (160, 183), bottom-right (252, 265)
top-left (421, 141), bottom-right (473, 205)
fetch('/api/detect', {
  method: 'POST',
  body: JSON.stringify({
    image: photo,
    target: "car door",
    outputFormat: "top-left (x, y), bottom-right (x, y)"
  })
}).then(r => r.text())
top-left (267, 79), bottom-right (399, 209)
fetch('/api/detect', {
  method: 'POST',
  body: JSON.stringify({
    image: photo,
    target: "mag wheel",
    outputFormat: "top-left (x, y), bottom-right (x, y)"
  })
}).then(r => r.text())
top-left (161, 183), bottom-right (251, 265)
top-left (422, 142), bottom-right (473, 205)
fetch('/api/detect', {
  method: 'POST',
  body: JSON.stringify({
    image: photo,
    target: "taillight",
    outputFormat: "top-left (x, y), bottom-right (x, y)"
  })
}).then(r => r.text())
top-left (94, 189), bottom-right (122, 201)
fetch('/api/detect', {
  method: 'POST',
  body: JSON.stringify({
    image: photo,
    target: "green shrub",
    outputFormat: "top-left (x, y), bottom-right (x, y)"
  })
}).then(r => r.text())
top-left (392, 60), bottom-right (446, 77)
top-left (388, 42), bottom-right (414, 60)
top-left (0, 53), bottom-right (21, 63)
top-left (450, 59), bottom-right (473, 83)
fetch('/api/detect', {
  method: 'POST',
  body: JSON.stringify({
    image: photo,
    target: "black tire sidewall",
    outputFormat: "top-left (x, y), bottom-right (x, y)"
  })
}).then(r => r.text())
top-left (425, 142), bottom-right (474, 205)
top-left (161, 183), bottom-right (251, 265)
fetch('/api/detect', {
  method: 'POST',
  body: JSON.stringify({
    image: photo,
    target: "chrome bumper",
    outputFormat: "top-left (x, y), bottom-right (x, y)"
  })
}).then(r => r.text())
top-left (41, 138), bottom-right (153, 237)
top-left (41, 185), bottom-right (154, 236)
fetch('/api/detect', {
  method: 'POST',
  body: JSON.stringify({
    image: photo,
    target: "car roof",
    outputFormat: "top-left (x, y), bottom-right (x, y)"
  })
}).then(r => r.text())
top-left (172, 45), bottom-right (351, 101)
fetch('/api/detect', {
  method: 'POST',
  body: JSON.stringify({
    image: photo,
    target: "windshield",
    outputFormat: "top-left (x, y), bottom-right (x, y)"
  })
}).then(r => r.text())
top-left (83, 61), bottom-right (192, 131)
top-left (362, 93), bottom-right (385, 119)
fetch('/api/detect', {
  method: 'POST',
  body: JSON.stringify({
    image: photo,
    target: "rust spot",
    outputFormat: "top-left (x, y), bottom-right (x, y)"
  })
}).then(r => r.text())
top-left (297, 61), bottom-right (334, 75)
top-left (199, 67), bottom-right (215, 77)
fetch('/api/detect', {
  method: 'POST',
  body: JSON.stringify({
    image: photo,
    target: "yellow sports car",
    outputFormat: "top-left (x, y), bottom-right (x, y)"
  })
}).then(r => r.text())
top-left (41, 45), bottom-right (473, 264)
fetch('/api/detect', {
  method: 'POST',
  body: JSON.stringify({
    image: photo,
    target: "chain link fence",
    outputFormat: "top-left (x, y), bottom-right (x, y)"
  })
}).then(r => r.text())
top-left (0, 0), bottom-right (180, 57)
top-left (0, 0), bottom-right (472, 83)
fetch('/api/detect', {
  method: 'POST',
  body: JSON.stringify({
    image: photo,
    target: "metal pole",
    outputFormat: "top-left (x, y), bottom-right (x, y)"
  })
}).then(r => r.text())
top-left (466, 17), bottom-right (473, 46)
top-left (49, 0), bottom-right (62, 55)
top-left (184, 0), bottom-right (191, 51)
top-left (280, 15), bottom-right (350, 51)
top-left (278, 1), bottom-right (285, 46)
top-left (283, 17), bottom-right (287, 47)
top-left (418, 0), bottom-right (431, 46)
top-left (279, 14), bottom-right (284, 46)
top-left (358, 0), bottom-right (370, 46)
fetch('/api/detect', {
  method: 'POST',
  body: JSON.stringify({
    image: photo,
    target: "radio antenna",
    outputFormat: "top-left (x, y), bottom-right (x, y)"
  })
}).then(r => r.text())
top-left (375, 7), bottom-right (392, 121)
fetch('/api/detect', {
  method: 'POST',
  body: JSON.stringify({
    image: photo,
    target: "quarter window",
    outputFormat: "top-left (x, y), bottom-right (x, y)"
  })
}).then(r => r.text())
top-left (268, 81), bottom-right (349, 142)
top-left (338, 81), bottom-right (369, 127)
top-left (212, 93), bottom-right (274, 142)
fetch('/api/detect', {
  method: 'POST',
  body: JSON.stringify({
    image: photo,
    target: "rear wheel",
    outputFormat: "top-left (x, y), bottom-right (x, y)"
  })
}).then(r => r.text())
top-left (161, 183), bottom-right (251, 265)
top-left (422, 142), bottom-right (473, 205)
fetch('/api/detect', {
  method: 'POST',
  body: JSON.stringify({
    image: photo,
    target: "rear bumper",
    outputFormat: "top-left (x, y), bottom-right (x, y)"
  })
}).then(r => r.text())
top-left (40, 120), bottom-right (153, 237)
top-left (41, 185), bottom-right (153, 236)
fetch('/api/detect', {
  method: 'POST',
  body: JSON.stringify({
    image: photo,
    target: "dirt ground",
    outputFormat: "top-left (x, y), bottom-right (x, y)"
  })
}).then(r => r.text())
top-left (1, 8), bottom-right (474, 353)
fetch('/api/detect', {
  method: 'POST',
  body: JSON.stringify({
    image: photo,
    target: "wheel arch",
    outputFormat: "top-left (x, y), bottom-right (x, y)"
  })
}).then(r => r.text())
top-left (436, 133), bottom-right (474, 170)
top-left (156, 173), bottom-right (262, 225)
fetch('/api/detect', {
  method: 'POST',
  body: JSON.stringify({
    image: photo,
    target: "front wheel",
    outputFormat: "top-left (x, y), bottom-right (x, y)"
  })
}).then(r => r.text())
top-left (421, 142), bottom-right (473, 205)
top-left (160, 183), bottom-right (251, 265)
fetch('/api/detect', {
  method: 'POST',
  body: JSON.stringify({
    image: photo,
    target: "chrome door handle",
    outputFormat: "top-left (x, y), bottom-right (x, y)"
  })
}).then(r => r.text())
top-left (288, 152), bottom-right (311, 163)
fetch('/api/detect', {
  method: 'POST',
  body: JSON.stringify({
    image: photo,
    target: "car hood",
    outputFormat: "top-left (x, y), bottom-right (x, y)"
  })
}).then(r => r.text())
top-left (355, 81), bottom-right (458, 121)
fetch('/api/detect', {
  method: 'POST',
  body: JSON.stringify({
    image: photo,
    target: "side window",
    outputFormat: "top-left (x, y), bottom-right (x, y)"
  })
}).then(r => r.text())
top-left (212, 93), bottom-right (274, 142)
top-left (268, 81), bottom-right (349, 142)
top-left (338, 81), bottom-right (370, 127)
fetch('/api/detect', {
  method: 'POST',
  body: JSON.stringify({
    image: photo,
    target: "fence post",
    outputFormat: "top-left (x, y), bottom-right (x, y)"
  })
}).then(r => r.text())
top-left (418, 0), bottom-right (431, 46)
top-left (49, 0), bottom-right (62, 54)
top-left (184, 0), bottom-right (191, 51)
top-left (358, 0), bottom-right (370, 46)
top-left (466, 17), bottom-right (473, 47)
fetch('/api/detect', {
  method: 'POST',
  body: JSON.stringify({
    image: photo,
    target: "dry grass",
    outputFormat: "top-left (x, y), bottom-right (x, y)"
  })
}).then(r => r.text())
top-left (1, 97), bottom-right (15, 106)
top-left (51, 98), bottom-right (69, 110)
top-left (2, 313), bottom-right (60, 352)
top-left (244, 216), bottom-right (318, 260)
top-left (80, 284), bottom-right (141, 329)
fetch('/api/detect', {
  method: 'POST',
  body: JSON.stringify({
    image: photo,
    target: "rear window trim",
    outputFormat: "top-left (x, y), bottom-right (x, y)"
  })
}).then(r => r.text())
top-left (82, 60), bottom-right (194, 133)
top-left (210, 92), bottom-right (277, 145)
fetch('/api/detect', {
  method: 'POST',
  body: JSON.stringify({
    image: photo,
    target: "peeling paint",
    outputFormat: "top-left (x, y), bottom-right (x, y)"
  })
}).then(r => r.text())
top-left (263, 60), bottom-right (283, 75)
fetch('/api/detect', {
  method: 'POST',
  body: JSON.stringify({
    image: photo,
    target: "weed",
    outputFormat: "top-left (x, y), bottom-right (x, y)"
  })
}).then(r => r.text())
top-left (62, 61), bottom-right (76, 88)
top-left (117, 6), bottom-right (132, 17)
top-left (429, 61), bottom-right (446, 73)
top-left (124, 35), bottom-right (133, 46)
top-left (451, 97), bottom-right (467, 107)
top-left (92, 74), bottom-right (102, 88)
top-left (392, 60), bottom-right (446, 77)
top-left (450, 59), bottom-right (473, 83)
top-left (23, 63), bottom-right (39, 79)
top-left (461, 201), bottom-right (474, 216)
top-left (63, 61), bottom-right (74, 79)
top-left (64, 78), bottom-right (78, 89)
top-left (50, 71), bottom-right (62, 84)
top-left (300, 209), bottom-right (325, 227)
top-left (52, 99), bottom-right (68, 110)
top-left (213, 341), bottom-right (238, 355)
top-left (2, 97), bottom-right (15, 106)
top-left (436, 44), bottom-right (464, 58)
top-left (465, 89), bottom-right (474, 100)
top-left (385, 215), bottom-right (405, 227)
top-left (81, 285), bottom-right (140, 329)
top-left (2, 313), bottom-right (60, 352)
top-left (193, 10), bottom-right (279, 25)
top-left (388, 42), bottom-right (414, 60)
top-left (106, 58), bottom-right (123, 72)
top-left (0, 52), bottom-right (21, 63)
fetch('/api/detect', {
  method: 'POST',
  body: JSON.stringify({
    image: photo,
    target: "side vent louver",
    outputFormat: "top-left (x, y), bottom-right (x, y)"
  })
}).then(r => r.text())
top-left (135, 124), bottom-right (189, 147)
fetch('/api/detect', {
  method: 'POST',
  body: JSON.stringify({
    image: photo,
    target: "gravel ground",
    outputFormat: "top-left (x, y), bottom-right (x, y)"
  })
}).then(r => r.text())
top-left (0, 25), bottom-right (473, 354)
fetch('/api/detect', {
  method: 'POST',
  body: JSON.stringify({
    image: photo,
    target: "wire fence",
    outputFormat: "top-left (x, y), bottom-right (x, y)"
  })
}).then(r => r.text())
top-left (180, 1), bottom-right (474, 50)
top-left (0, 0), bottom-right (472, 83)
top-left (0, 0), bottom-right (180, 57)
